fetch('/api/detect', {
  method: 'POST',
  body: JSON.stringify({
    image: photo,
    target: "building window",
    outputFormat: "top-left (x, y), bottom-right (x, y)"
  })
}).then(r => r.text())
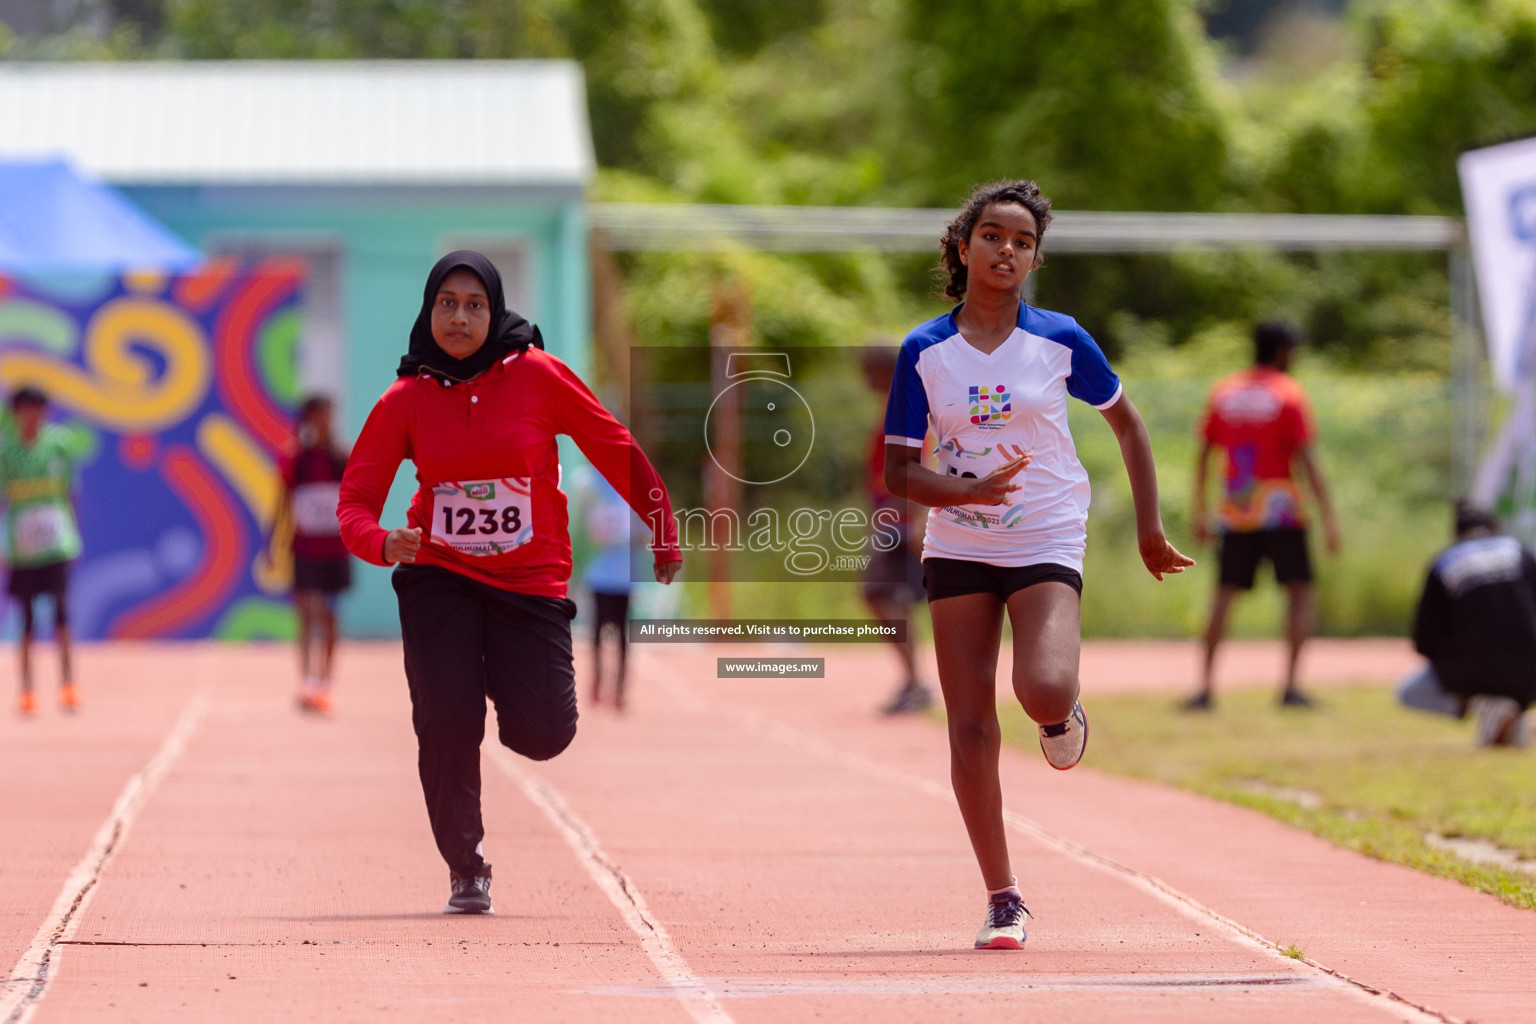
top-left (203, 234), bottom-right (346, 422)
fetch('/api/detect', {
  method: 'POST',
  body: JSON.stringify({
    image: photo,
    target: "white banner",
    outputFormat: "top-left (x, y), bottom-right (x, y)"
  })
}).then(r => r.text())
top-left (1458, 136), bottom-right (1536, 391)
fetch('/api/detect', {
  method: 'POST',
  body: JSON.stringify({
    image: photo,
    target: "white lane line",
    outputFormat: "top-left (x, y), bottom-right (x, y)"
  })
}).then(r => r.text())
top-left (584, 972), bottom-right (1345, 997)
top-left (0, 694), bottom-right (208, 1024)
top-left (676, 689), bottom-right (1454, 1024)
top-left (486, 745), bottom-right (735, 1024)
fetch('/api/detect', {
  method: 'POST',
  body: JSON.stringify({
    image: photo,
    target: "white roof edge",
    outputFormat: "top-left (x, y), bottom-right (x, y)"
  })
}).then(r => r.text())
top-left (0, 60), bottom-right (594, 186)
top-left (0, 58), bottom-right (587, 71)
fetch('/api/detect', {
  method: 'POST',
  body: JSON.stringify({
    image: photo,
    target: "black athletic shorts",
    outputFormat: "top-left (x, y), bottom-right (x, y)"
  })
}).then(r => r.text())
top-left (293, 556), bottom-right (353, 595)
top-left (922, 557), bottom-right (1083, 603)
top-left (9, 560), bottom-right (69, 601)
top-left (1218, 528), bottom-right (1312, 589)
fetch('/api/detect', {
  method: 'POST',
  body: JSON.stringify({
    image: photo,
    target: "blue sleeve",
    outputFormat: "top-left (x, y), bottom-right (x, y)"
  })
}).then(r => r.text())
top-left (1065, 325), bottom-right (1122, 408)
top-left (883, 340), bottom-right (930, 445)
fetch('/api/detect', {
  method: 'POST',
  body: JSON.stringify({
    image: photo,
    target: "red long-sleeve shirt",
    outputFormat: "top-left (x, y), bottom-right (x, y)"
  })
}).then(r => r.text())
top-left (338, 348), bottom-right (680, 598)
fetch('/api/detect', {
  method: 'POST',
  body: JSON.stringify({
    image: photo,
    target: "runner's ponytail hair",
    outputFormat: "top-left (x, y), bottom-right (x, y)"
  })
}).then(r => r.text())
top-left (938, 180), bottom-right (1053, 301)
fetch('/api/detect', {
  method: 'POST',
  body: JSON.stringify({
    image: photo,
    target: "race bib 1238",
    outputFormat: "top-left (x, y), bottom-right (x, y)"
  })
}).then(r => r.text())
top-left (431, 479), bottom-right (534, 556)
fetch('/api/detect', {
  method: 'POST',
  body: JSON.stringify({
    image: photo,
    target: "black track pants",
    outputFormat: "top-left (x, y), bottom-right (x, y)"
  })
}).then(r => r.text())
top-left (393, 564), bottom-right (578, 877)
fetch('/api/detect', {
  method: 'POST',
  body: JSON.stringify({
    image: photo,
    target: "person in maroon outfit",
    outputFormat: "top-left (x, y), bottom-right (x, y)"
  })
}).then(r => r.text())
top-left (278, 395), bottom-right (351, 713)
top-left (338, 252), bottom-right (681, 915)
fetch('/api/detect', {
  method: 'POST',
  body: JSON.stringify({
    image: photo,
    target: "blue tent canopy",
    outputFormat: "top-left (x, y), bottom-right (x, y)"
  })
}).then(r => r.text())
top-left (0, 159), bottom-right (200, 272)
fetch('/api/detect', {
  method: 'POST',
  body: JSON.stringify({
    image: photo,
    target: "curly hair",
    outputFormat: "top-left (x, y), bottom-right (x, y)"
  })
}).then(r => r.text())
top-left (938, 180), bottom-right (1053, 301)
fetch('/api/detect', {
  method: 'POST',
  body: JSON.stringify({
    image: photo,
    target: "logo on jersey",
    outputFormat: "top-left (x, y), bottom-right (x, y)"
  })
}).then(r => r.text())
top-left (969, 384), bottom-right (1011, 427)
top-left (465, 482), bottom-right (496, 501)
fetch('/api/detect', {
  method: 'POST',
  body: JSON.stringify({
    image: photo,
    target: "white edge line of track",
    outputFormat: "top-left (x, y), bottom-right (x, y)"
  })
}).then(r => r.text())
top-left (694, 693), bottom-right (1458, 1024)
top-left (487, 746), bottom-right (736, 1024)
top-left (0, 693), bottom-right (208, 1024)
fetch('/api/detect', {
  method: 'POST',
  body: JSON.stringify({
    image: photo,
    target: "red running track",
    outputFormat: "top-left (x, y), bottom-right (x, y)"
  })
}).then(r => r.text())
top-left (0, 640), bottom-right (1528, 1023)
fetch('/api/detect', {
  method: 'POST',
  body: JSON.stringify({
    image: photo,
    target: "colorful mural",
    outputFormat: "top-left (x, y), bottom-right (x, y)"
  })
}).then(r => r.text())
top-left (0, 259), bottom-right (304, 640)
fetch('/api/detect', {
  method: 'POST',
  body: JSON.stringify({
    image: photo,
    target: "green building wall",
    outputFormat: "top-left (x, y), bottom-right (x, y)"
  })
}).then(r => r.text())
top-left (124, 184), bottom-right (591, 638)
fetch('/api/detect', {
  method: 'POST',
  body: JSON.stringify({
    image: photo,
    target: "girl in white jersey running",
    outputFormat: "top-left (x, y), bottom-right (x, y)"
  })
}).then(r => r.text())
top-left (883, 180), bottom-right (1194, 949)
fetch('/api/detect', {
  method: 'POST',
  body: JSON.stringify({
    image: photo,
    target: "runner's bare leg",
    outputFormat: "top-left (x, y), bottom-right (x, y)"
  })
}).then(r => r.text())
top-left (1283, 581), bottom-right (1314, 696)
top-left (930, 591), bottom-right (1011, 889)
top-left (1006, 582), bottom-right (1081, 726)
top-left (1200, 585), bottom-right (1240, 698)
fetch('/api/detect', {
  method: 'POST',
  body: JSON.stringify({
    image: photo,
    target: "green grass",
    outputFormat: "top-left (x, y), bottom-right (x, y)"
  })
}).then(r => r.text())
top-left (996, 686), bottom-right (1536, 911)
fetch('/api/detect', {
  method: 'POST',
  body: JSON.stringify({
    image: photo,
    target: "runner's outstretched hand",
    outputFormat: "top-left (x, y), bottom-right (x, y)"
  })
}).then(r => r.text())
top-left (969, 453), bottom-right (1032, 506)
top-left (385, 526), bottom-right (422, 564)
top-left (1139, 531), bottom-right (1196, 581)
top-left (655, 559), bottom-right (682, 585)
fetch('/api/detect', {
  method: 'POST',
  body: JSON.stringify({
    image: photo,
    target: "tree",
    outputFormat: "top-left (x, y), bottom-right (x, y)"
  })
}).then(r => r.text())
top-left (894, 0), bottom-right (1234, 212)
top-left (1358, 0), bottom-right (1536, 215)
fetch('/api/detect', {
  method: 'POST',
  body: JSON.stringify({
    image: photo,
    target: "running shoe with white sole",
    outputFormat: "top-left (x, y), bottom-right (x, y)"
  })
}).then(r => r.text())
top-left (1509, 711), bottom-right (1533, 749)
top-left (444, 871), bottom-right (493, 914)
top-left (1470, 695), bottom-right (1523, 747)
top-left (1038, 700), bottom-right (1088, 770)
top-left (974, 890), bottom-right (1030, 949)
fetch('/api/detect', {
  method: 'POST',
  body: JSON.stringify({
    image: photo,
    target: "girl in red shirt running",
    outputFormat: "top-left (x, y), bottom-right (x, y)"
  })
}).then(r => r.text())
top-left (277, 394), bottom-right (351, 714)
top-left (339, 252), bottom-right (681, 915)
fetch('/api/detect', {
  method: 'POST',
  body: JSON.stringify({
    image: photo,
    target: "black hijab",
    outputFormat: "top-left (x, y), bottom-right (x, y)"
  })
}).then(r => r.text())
top-left (397, 250), bottom-right (543, 380)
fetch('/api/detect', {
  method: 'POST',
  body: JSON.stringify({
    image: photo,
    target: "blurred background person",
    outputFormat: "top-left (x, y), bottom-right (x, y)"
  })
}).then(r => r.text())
top-left (276, 395), bottom-right (352, 713)
top-left (1397, 502), bottom-right (1535, 748)
top-left (581, 471), bottom-right (641, 710)
top-left (861, 346), bottom-right (932, 715)
top-left (2, 387), bottom-right (86, 716)
top-left (1187, 321), bottom-right (1340, 711)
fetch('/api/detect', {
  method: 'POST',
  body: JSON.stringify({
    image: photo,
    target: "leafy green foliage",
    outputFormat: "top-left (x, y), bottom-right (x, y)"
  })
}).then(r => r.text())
top-left (895, 0), bottom-right (1232, 212)
top-left (16, 0), bottom-right (1535, 363)
top-left (701, 0), bottom-right (824, 56)
top-left (163, 0), bottom-right (570, 59)
top-left (1357, 0), bottom-right (1536, 214)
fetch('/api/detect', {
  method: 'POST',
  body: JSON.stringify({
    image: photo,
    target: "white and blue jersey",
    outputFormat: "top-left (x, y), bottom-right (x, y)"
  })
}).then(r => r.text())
top-left (883, 303), bottom-right (1122, 571)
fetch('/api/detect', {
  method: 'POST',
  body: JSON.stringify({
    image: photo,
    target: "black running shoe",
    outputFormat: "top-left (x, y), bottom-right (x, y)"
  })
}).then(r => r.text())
top-left (1279, 688), bottom-right (1316, 709)
top-left (445, 871), bottom-right (493, 915)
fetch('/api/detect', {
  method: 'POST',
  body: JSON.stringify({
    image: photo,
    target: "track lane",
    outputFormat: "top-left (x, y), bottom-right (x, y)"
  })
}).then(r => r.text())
top-left (525, 645), bottom-right (1406, 1024)
top-left (28, 644), bottom-right (698, 1023)
top-left (0, 646), bottom-right (205, 977)
top-left (635, 644), bottom-right (1535, 1023)
top-left (1, 690), bottom-right (206, 1024)
top-left (5, 642), bottom-right (1527, 1022)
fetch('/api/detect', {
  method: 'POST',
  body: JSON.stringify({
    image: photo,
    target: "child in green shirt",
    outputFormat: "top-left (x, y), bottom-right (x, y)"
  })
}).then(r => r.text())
top-left (2, 387), bottom-right (85, 715)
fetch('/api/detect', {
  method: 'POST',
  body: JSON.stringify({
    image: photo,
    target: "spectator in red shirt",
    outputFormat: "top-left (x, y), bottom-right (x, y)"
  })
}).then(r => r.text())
top-left (1186, 321), bottom-right (1340, 710)
top-left (276, 394), bottom-right (350, 714)
top-left (338, 251), bottom-right (681, 915)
